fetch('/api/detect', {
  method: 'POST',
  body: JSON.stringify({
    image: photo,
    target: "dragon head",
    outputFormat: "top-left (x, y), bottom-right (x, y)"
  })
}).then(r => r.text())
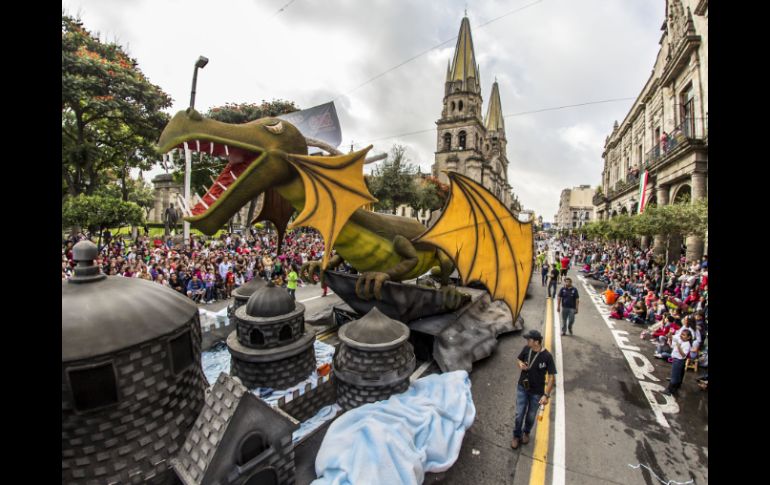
top-left (157, 108), bottom-right (308, 234)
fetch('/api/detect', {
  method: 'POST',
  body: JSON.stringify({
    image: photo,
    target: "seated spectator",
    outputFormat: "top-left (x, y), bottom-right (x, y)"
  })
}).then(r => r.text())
top-left (610, 300), bottom-right (625, 319)
top-left (186, 275), bottom-right (206, 303)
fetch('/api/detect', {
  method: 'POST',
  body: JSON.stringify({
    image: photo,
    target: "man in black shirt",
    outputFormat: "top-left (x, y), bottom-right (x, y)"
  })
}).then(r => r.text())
top-left (512, 329), bottom-right (556, 449)
top-left (547, 264), bottom-right (560, 298)
top-left (557, 277), bottom-right (580, 336)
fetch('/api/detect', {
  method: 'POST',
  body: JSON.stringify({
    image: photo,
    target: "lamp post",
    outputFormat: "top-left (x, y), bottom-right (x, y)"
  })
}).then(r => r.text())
top-left (184, 56), bottom-right (208, 244)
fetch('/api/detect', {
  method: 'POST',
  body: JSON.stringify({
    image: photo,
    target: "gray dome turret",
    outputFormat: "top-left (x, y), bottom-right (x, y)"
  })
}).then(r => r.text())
top-left (62, 241), bottom-right (206, 484)
top-left (245, 282), bottom-right (296, 317)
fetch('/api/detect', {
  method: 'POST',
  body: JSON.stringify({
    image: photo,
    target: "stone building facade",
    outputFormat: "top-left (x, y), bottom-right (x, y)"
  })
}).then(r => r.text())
top-left (554, 186), bottom-right (595, 230)
top-left (595, 0), bottom-right (707, 259)
top-left (431, 16), bottom-right (516, 210)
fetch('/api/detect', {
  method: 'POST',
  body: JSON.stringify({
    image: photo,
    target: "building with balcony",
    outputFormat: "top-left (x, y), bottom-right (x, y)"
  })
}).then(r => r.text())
top-left (554, 186), bottom-right (595, 231)
top-left (595, 0), bottom-right (707, 259)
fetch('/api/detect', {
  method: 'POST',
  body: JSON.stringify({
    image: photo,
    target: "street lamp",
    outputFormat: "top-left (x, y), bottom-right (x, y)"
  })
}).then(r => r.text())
top-left (184, 55), bottom-right (208, 244)
top-left (189, 56), bottom-right (209, 110)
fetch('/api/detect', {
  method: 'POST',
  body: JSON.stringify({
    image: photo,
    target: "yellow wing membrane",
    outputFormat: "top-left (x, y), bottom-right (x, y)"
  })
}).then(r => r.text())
top-left (286, 146), bottom-right (378, 270)
top-left (414, 172), bottom-right (533, 320)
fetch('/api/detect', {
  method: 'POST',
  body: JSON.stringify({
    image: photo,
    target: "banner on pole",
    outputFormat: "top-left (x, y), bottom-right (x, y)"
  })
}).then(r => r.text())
top-left (638, 170), bottom-right (649, 214)
top-left (277, 102), bottom-right (342, 148)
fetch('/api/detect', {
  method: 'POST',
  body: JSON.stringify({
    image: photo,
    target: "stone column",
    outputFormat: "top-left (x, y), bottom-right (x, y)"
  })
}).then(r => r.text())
top-left (652, 185), bottom-right (670, 262)
top-left (686, 171), bottom-right (707, 262)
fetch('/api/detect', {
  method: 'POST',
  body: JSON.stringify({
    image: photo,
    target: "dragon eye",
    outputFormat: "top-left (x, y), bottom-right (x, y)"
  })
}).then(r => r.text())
top-left (264, 121), bottom-right (284, 134)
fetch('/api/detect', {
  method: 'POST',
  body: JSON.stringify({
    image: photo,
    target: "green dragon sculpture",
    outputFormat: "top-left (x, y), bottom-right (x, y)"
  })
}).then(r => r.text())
top-left (158, 109), bottom-right (532, 317)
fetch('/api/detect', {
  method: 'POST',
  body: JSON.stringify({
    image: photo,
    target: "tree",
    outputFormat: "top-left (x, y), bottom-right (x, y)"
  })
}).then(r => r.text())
top-left (63, 194), bottom-right (145, 245)
top-left (96, 176), bottom-right (155, 218)
top-left (415, 176), bottom-right (449, 213)
top-left (62, 15), bottom-right (172, 198)
top-left (368, 145), bottom-right (420, 214)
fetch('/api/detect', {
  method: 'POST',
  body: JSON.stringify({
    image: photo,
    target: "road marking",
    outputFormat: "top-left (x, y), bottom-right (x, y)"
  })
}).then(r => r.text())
top-left (528, 295), bottom-right (553, 485)
top-left (551, 297), bottom-right (566, 485)
top-left (576, 275), bottom-right (679, 428)
top-left (410, 360), bottom-right (433, 382)
top-left (298, 291), bottom-right (335, 303)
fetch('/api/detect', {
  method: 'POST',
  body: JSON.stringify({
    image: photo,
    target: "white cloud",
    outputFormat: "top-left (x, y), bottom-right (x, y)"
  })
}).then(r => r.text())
top-left (63, 0), bottom-right (663, 222)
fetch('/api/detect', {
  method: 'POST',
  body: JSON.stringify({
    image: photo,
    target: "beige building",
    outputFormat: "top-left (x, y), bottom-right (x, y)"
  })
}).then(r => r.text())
top-left (595, 0), bottom-right (707, 259)
top-left (431, 16), bottom-right (517, 210)
top-left (555, 186), bottom-right (595, 230)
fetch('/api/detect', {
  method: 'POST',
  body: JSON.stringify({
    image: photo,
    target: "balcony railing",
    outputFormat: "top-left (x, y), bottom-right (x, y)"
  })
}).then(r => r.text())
top-left (644, 116), bottom-right (707, 169)
top-left (592, 193), bottom-right (607, 206)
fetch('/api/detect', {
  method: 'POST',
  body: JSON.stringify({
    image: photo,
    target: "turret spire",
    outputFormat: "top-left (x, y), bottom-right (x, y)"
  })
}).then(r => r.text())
top-left (449, 16), bottom-right (480, 92)
top-left (485, 80), bottom-right (505, 132)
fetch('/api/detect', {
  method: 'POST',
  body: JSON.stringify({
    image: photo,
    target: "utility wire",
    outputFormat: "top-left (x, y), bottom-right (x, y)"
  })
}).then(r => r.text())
top-left (366, 97), bottom-right (635, 143)
top-left (331, 0), bottom-right (544, 102)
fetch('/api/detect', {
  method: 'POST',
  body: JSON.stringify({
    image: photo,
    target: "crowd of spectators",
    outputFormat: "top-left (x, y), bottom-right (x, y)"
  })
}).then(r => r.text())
top-left (536, 237), bottom-right (708, 393)
top-left (62, 227), bottom-right (336, 304)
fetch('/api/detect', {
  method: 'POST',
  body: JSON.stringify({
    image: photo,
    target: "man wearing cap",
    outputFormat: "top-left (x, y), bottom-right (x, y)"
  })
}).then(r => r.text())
top-left (557, 277), bottom-right (580, 336)
top-left (512, 329), bottom-right (556, 450)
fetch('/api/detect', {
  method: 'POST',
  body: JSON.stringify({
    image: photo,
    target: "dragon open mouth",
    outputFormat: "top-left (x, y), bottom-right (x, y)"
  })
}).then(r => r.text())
top-left (167, 139), bottom-right (264, 218)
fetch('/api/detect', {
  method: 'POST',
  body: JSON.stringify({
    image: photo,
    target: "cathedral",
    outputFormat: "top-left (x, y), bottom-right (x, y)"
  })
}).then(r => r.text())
top-left (432, 16), bottom-right (516, 210)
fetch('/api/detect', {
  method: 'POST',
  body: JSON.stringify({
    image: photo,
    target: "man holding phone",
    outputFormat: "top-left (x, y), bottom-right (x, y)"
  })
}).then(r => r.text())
top-left (512, 329), bottom-right (556, 450)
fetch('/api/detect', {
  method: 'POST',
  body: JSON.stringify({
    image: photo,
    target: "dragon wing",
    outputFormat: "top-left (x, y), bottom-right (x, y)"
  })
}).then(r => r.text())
top-left (413, 171), bottom-right (533, 320)
top-left (252, 188), bottom-right (296, 255)
top-left (286, 146), bottom-right (377, 270)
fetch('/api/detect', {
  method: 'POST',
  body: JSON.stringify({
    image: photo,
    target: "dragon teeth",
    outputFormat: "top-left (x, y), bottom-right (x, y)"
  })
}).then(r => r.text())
top-left (224, 145), bottom-right (229, 156)
top-left (210, 142), bottom-right (215, 155)
top-left (217, 182), bottom-right (228, 191)
top-left (196, 140), bottom-right (200, 152)
top-left (195, 194), bottom-right (209, 209)
top-left (230, 171), bottom-right (237, 181)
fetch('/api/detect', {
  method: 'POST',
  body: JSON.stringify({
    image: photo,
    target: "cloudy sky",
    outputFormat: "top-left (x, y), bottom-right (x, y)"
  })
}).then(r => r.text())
top-left (62, 0), bottom-right (664, 221)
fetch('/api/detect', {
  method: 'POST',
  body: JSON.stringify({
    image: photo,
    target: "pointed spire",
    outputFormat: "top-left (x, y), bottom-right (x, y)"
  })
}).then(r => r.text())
top-left (449, 16), bottom-right (479, 90)
top-left (485, 80), bottom-right (505, 132)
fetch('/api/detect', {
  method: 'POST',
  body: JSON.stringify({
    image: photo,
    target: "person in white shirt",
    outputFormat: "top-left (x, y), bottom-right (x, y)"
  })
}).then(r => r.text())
top-left (663, 328), bottom-right (692, 397)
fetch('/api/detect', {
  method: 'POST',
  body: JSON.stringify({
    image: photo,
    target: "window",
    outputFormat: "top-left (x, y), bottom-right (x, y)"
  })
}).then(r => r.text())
top-left (68, 362), bottom-right (119, 412)
top-left (169, 330), bottom-right (194, 374)
top-left (450, 101), bottom-right (455, 112)
top-left (237, 431), bottom-right (269, 466)
top-left (244, 469), bottom-right (278, 485)
top-left (458, 100), bottom-right (464, 111)
top-left (458, 131), bottom-right (466, 149)
top-left (279, 325), bottom-right (293, 342)
top-left (249, 328), bottom-right (265, 346)
top-left (680, 83), bottom-right (695, 137)
top-left (443, 133), bottom-right (451, 151)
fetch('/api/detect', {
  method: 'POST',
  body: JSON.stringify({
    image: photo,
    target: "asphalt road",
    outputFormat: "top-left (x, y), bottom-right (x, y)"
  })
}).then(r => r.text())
top-left (205, 268), bottom-right (707, 484)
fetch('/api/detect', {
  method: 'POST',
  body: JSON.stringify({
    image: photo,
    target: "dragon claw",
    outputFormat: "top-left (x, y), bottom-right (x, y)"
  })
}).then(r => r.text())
top-left (355, 272), bottom-right (390, 300)
top-left (300, 261), bottom-right (324, 285)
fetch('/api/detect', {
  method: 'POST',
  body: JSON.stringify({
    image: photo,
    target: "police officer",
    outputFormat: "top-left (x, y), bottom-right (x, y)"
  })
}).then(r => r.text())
top-left (557, 277), bottom-right (580, 336)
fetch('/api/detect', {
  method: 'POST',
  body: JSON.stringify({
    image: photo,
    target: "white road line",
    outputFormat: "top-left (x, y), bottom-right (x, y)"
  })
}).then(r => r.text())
top-left (410, 360), bottom-right (433, 382)
top-left (552, 297), bottom-right (566, 485)
top-left (298, 291), bottom-right (335, 303)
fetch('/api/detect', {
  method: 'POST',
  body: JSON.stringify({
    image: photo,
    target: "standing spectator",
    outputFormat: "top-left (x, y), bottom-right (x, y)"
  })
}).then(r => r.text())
top-left (662, 329), bottom-right (692, 397)
top-left (263, 254), bottom-right (274, 281)
top-left (511, 330), bottom-right (556, 450)
top-left (557, 277), bottom-right (579, 336)
top-left (287, 265), bottom-right (299, 300)
top-left (541, 260), bottom-right (549, 287)
top-left (547, 264), bottom-right (559, 298)
top-left (560, 254), bottom-right (571, 282)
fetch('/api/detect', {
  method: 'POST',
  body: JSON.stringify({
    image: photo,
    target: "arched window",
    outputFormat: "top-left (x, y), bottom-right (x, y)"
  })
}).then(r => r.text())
top-left (458, 131), bottom-right (467, 150)
top-left (443, 133), bottom-right (452, 151)
top-left (237, 431), bottom-right (269, 466)
top-left (450, 101), bottom-right (455, 112)
top-left (249, 328), bottom-right (265, 346)
top-left (458, 100), bottom-right (464, 111)
top-left (279, 325), bottom-right (293, 342)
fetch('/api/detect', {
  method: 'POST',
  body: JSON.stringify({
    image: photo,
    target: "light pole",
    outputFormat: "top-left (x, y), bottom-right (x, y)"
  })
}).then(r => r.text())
top-left (184, 56), bottom-right (208, 244)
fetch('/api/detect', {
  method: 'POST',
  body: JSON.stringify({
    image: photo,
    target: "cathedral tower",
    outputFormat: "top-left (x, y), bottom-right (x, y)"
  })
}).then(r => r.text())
top-left (483, 80), bottom-right (513, 206)
top-left (433, 16), bottom-right (486, 187)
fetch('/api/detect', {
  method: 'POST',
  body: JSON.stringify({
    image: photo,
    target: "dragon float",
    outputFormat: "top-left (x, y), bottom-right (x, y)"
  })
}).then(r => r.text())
top-left (157, 108), bottom-right (532, 321)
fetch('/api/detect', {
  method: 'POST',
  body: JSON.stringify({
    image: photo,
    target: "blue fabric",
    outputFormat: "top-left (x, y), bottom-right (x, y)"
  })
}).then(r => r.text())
top-left (311, 371), bottom-right (475, 485)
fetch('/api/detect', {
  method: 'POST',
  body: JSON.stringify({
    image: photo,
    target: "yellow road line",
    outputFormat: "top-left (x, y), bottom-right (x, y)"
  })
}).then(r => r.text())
top-left (317, 328), bottom-right (337, 341)
top-left (529, 297), bottom-right (553, 485)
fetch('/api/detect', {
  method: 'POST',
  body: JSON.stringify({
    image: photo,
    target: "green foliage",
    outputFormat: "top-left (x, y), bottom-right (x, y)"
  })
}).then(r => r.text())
top-left (582, 198), bottom-right (708, 243)
top-left (171, 100), bottom-right (299, 196)
top-left (95, 176), bottom-right (155, 215)
top-left (368, 145), bottom-right (420, 213)
top-left (62, 194), bottom-right (145, 231)
top-left (415, 176), bottom-right (449, 212)
top-left (62, 14), bottom-right (172, 198)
